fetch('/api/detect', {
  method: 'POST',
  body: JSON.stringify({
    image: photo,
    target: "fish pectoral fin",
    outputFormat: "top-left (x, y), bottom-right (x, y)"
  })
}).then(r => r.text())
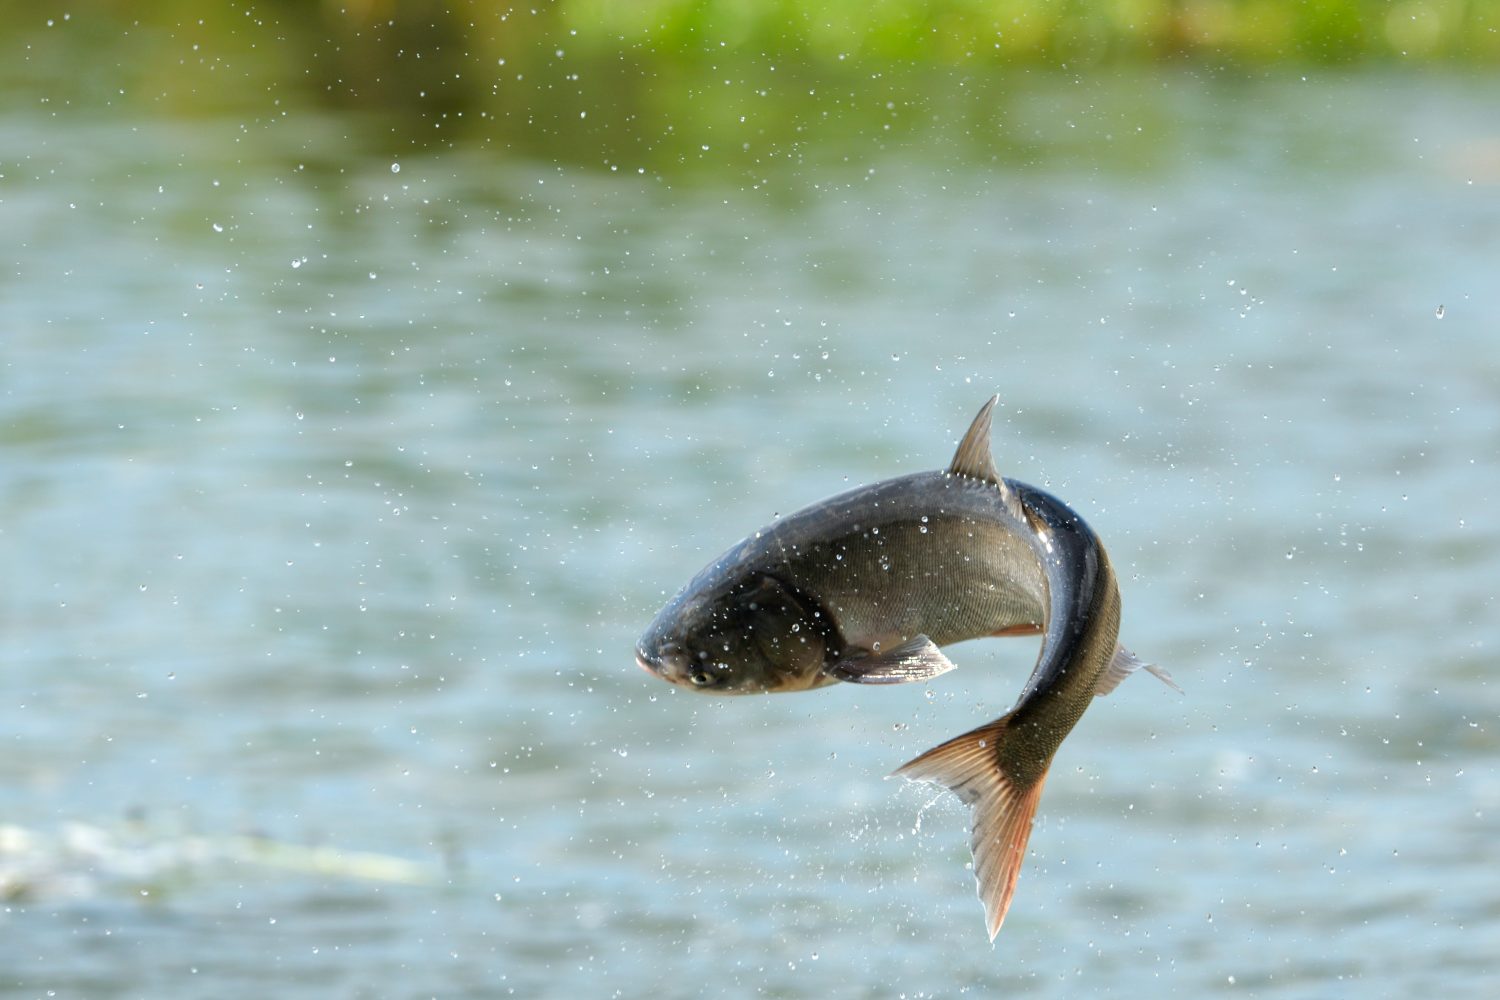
top-left (890, 715), bottom-right (1049, 942)
top-left (1093, 644), bottom-right (1184, 697)
top-left (826, 634), bottom-right (957, 685)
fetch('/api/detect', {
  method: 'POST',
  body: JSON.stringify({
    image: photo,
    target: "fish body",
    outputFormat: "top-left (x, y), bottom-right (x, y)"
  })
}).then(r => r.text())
top-left (636, 397), bottom-right (1175, 939)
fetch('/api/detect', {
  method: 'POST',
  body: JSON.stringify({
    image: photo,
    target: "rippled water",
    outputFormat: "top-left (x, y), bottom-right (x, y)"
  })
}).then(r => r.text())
top-left (3, 68), bottom-right (1498, 997)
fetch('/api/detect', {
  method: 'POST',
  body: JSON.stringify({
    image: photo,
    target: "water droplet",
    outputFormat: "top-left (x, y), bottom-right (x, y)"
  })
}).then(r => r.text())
top-left (391, 162), bottom-right (401, 174)
top-left (1434, 304), bottom-right (1445, 319)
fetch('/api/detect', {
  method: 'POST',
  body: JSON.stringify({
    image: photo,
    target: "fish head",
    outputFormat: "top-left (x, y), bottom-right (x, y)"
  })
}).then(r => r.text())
top-left (636, 572), bottom-right (832, 695)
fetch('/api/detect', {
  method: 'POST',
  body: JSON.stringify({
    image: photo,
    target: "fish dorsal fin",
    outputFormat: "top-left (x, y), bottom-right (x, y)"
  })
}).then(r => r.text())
top-left (950, 396), bottom-right (1023, 520)
top-left (948, 395), bottom-right (1003, 484)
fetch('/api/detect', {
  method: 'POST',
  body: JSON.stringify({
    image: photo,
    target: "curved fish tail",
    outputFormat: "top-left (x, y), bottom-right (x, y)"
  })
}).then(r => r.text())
top-left (892, 715), bottom-right (1050, 941)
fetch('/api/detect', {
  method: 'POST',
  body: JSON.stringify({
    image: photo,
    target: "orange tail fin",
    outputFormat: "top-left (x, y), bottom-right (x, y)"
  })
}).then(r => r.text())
top-left (892, 717), bottom-right (1050, 941)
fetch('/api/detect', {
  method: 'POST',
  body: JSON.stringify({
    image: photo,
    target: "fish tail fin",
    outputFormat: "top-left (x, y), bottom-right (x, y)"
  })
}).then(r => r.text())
top-left (892, 716), bottom-right (1050, 941)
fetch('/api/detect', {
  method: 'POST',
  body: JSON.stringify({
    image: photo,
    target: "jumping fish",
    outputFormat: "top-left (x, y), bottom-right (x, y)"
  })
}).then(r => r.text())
top-left (635, 397), bottom-right (1177, 939)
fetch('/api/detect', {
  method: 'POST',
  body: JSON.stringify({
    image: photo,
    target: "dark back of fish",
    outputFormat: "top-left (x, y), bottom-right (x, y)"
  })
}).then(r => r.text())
top-left (738, 471), bottom-right (1048, 657)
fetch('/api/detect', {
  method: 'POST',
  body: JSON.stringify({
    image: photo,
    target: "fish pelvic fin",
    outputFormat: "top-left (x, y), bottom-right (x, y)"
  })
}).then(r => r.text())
top-left (891, 715), bottom-right (1050, 942)
top-left (1093, 644), bottom-right (1184, 697)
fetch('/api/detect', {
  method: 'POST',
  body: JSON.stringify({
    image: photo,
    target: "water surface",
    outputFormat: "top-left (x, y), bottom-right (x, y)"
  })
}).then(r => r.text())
top-left (2, 66), bottom-right (1498, 998)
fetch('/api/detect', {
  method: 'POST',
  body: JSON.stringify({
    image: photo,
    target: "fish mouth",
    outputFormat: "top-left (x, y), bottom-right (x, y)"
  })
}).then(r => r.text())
top-left (634, 647), bottom-right (661, 676)
top-left (636, 641), bottom-right (693, 687)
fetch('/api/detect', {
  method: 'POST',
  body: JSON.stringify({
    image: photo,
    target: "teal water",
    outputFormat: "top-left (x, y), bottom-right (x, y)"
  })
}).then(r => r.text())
top-left (2, 64), bottom-right (1498, 997)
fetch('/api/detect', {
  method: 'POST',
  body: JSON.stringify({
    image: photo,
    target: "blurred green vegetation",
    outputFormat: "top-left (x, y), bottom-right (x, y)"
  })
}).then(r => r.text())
top-left (2, 0), bottom-right (1494, 169)
top-left (8, 0), bottom-right (1490, 83)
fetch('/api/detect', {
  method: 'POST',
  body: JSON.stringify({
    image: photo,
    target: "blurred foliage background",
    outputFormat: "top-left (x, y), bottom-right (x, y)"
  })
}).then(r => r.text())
top-left (5, 0), bottom-right (1495, 170)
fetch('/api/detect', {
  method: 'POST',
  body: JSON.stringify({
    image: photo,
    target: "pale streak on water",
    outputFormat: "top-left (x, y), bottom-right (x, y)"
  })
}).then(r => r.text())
top-left (2, 74), bottom-right (1498, 998)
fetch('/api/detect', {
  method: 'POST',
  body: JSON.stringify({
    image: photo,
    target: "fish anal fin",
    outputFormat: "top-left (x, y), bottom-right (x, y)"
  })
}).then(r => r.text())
top-left (1093, 644), bottom-right (1184, 697)
top-left (828, 634), bottom-right (957, 685)
top-left (891, 716), bottom-right (1049, 941)
top-left (1146, 662), bottom-right (1183, 693)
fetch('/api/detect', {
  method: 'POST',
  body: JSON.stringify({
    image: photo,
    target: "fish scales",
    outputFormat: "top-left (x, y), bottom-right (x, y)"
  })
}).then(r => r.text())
top-left (754, 473), bottom-right (1047, 654)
